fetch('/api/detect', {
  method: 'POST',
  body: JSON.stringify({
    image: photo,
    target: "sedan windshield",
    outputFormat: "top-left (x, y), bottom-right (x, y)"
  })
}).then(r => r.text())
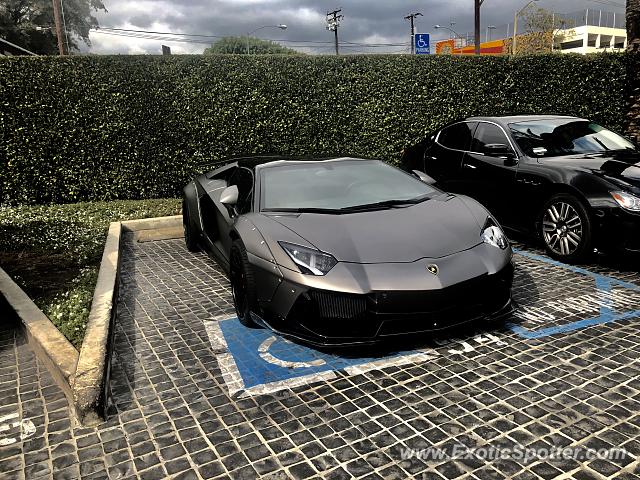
top-left (260, 160), bottom-right (435, 212)
top-left (509, 119), bottom-right (635, 158)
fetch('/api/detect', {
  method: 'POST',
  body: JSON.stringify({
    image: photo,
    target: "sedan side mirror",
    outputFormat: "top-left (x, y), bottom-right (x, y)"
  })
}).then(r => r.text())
top-left (484, 143), bottom-right (513, 157)
top-left (484, 143), bottom-right (518, 166)
top-left (220, 185), bottom-right (239, 206)
top-left (412, 170), bottom-right (437, 185)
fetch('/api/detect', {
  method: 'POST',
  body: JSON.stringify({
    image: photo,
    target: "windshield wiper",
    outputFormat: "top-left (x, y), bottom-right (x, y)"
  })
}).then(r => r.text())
top-left (262, 195), bottom-right (430, 215)
top-left (263, 207), bottom-right (346, 214)
top-left (338, 195), bottom-right (430, 212)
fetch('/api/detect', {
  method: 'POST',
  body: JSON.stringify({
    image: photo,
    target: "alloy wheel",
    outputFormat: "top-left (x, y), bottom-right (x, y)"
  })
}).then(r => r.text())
top-left (542, 202), bottom-right (583, 257)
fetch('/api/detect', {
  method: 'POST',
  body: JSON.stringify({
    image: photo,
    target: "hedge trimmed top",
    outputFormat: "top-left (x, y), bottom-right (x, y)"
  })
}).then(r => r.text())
top-left (0, 54), bottom-right (627, 205)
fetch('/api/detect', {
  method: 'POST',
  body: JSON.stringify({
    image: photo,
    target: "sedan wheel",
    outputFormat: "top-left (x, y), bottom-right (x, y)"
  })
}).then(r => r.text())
top-left (540, 194), bottom-right (592, 262)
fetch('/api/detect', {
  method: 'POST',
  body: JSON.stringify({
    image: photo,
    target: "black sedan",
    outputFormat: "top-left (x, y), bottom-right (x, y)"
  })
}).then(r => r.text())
top-left (402, 115), bottom-right (640, 262)
top-left (183, 156), bottom-right (514, 346)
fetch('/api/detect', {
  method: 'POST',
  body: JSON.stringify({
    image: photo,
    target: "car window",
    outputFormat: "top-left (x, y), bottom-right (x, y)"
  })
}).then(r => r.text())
top-left (471, 123), bottom-right (512, 154)
top-left (437, 122), bottom-right (476, 151)
top-left (260, 160), bottom-right (435, 211)
top-left (508, 120), bottom-right (636, 157)
top-left (228, 167), bottom-right (254, 214)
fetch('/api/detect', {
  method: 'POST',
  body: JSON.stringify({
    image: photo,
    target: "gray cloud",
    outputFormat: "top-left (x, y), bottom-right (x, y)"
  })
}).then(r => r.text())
top-left (85, 0), bottom-right (626, 55)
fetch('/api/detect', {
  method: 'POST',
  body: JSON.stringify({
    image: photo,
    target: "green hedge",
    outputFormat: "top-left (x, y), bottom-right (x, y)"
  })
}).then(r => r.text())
top-left (0, 54), bottom-right (628, 205)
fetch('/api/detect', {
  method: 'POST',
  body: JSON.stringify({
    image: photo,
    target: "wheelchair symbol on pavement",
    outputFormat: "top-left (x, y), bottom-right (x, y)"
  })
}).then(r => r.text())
top-left (258, 336), bottom-right (326, 369)
top-left (0, 413), bottom-right (36, 446)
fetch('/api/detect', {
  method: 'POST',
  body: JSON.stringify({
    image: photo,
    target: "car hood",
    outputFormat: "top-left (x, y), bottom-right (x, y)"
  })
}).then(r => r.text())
top-left (267, 196), bottom-right (485, 263)
top-left (542, 151), bottom-right (640, 190)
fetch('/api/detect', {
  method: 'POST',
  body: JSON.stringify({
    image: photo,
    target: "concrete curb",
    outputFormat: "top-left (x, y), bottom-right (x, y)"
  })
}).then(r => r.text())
top-left (2, 215), bottom-right (184, 426)
top-left (72, 221), bottom-right (122, 426)
top-left (0, 267), bottom-right (79, 407)
top-left (122, 215), bottom-right (182, 232)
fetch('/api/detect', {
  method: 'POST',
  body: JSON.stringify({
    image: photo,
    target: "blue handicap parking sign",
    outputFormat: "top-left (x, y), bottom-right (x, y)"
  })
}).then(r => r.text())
top-left (415, 33), bottom-right (431, 54)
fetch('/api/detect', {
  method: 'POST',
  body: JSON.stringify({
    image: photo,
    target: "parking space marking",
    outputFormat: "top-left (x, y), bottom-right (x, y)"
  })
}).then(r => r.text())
top-left (206, 317), bottom-right (510, 397)
top-left (204, 250), bottom-right (640, 397)
top-left (508, 250), bottom-right (640, 339)
top-left (0, 413), bottom-right (36, 446)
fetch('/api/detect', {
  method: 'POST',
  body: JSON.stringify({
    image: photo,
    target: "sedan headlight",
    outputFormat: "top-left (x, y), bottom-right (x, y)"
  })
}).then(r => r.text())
top-left (611, 191), bottom-right (640, 212)
top-left (481, 219), bottom-right (509, 250)
top-left (279, 242), bottom-right (337, 276)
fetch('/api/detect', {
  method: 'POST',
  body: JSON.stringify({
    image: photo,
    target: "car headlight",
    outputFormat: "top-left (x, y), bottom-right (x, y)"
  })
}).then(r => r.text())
top-left (279, 242), bottom-right (337, 276)
top-left (481, 219), bottom-right (509, 250)
top-left (611, 191), bottom-right (640, 212)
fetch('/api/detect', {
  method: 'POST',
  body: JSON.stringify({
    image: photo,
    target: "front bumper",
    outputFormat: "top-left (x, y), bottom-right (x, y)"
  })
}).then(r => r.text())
top-left (595, 207), bottom-right (640, 254)
top-left (255, 244), bottom-right (515, 346)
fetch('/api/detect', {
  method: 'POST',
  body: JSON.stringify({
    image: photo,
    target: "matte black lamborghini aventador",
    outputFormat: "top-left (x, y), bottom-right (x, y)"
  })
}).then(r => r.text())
top-left (402, 116), bottom-right (640, 262)
top-left (183, 156), bottom-right (514, 345)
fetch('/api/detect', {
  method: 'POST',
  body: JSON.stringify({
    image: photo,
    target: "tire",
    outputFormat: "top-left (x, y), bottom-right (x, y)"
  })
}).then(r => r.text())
top-left (539, 193), bottom-right (592, 263)
top-left (182, 199), bottom-right (199, 252)
top-left (229, 240), bottom-right (259, 328)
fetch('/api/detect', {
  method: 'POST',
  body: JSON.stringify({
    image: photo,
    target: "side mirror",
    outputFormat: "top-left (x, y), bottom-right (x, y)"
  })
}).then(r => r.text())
top-left (220, 185), bottom-right (239, 206)
top-left (484, 144), bottom-right (518, 166)
top-left (484, 143), bottom-right (513, 157)
top-left (412, 170), bottom-right (437, 185)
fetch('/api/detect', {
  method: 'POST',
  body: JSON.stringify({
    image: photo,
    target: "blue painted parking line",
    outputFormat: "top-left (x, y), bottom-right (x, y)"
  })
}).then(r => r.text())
top-left (216, 318), bottom-right (430, 391)
top-left (507, 250), bottom-right (640, 339)
top-left (206, 250), bottom-right (640, 396)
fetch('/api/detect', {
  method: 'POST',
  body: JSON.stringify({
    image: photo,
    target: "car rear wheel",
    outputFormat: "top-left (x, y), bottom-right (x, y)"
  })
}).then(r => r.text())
top-left (183, 199), bottom-right (199, 252)
top-left (539, 193), bottom-right (592, 262)
top-left (230, 240), bottom-right (258, 328)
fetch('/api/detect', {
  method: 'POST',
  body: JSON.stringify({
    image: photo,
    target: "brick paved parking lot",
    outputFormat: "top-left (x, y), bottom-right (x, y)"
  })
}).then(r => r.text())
top-left (2, 232), bottom-right (640, 479)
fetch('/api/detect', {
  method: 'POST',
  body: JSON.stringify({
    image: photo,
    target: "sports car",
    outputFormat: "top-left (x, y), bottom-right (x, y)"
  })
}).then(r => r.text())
top-left (183, 156), bottom-right (514, 345)
top-left (401, 115), bottom-right (640, 262)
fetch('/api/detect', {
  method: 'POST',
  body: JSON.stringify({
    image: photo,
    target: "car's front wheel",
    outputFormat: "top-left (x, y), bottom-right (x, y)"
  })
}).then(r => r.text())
top-left (229, 240), bottom-right (258, 328)
top-left (539, 193), bottom-right (592, 262)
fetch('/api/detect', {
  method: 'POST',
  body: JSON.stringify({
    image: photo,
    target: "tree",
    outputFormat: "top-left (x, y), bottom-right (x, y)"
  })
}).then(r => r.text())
top-left (627, 0), bottom-right (640, 141)
top-left (203, 36), bottom-right (299, 55)
top-left (0, 0), bottom-right (106, 55)
top-left (512, 5), bottom-right (573, 55)
top-left (629, 0), bottom-right (640, 52)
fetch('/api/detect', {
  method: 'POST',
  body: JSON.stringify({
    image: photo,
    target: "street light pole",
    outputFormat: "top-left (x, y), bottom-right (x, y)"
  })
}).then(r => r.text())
top-left (512, 0), bottom-right (539, 55)
top-left (434, 25), bottom-right (464, 54)
top-left (486, 25), bottom-right (496, 42)
top-left (405, 12), bottom-right (423, 55)
top-left (246, 24), bottom-right (287, 55)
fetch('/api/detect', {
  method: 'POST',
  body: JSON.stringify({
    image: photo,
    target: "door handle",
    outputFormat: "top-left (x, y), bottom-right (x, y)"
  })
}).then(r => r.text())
top-left (463, 163), bottom-right (477, 170)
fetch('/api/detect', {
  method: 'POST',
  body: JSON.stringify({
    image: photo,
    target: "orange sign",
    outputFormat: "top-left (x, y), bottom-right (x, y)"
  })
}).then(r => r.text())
top-left (435, 38), bottom-right (507, 56)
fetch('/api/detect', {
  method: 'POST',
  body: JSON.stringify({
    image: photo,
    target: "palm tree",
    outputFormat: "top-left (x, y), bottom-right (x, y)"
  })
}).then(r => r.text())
top-left (627, 0), bottom-right (640, 141)
top-left (629, 0), bottom-right (640, 52)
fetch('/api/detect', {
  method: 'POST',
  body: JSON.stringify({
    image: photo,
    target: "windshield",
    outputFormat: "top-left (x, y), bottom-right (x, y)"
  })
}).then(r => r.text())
top-left (508, 119), bottom-right (635, 158)
top-left (260, 160), bottom-right (435, 212)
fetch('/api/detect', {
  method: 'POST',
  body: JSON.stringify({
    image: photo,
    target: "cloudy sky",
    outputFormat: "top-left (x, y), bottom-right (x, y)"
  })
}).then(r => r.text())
top-left (85, 0), bottom-right (626, 55)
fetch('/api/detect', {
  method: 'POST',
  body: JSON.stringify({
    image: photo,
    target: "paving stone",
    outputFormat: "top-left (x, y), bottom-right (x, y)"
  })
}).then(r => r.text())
top-left (3, 237), bottom-right (640, 478)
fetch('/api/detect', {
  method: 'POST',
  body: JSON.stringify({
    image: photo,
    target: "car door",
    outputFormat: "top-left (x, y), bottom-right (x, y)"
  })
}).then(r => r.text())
top-left (424, 121), bottom-right (477, 192)
top-left (461, 121), bottom-right (519, 226)
top-left (215, 167), bottom-right (255, 259)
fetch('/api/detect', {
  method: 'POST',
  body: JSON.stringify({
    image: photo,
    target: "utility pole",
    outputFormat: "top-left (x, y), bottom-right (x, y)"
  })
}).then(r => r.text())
top-left (405, 12), bottom-right (423, 54)
top-left (51, 0), bottom-right (65, 55)
top-left (474, 0), bottom-right (485, 55)
top-left (326, 9), bottom-right (343, 55)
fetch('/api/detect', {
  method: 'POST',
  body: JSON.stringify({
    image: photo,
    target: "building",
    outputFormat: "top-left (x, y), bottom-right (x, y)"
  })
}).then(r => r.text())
top-left (434, 9), bottom-right (626, 56)
top-left (556, 10), bottom-right (626, 54)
